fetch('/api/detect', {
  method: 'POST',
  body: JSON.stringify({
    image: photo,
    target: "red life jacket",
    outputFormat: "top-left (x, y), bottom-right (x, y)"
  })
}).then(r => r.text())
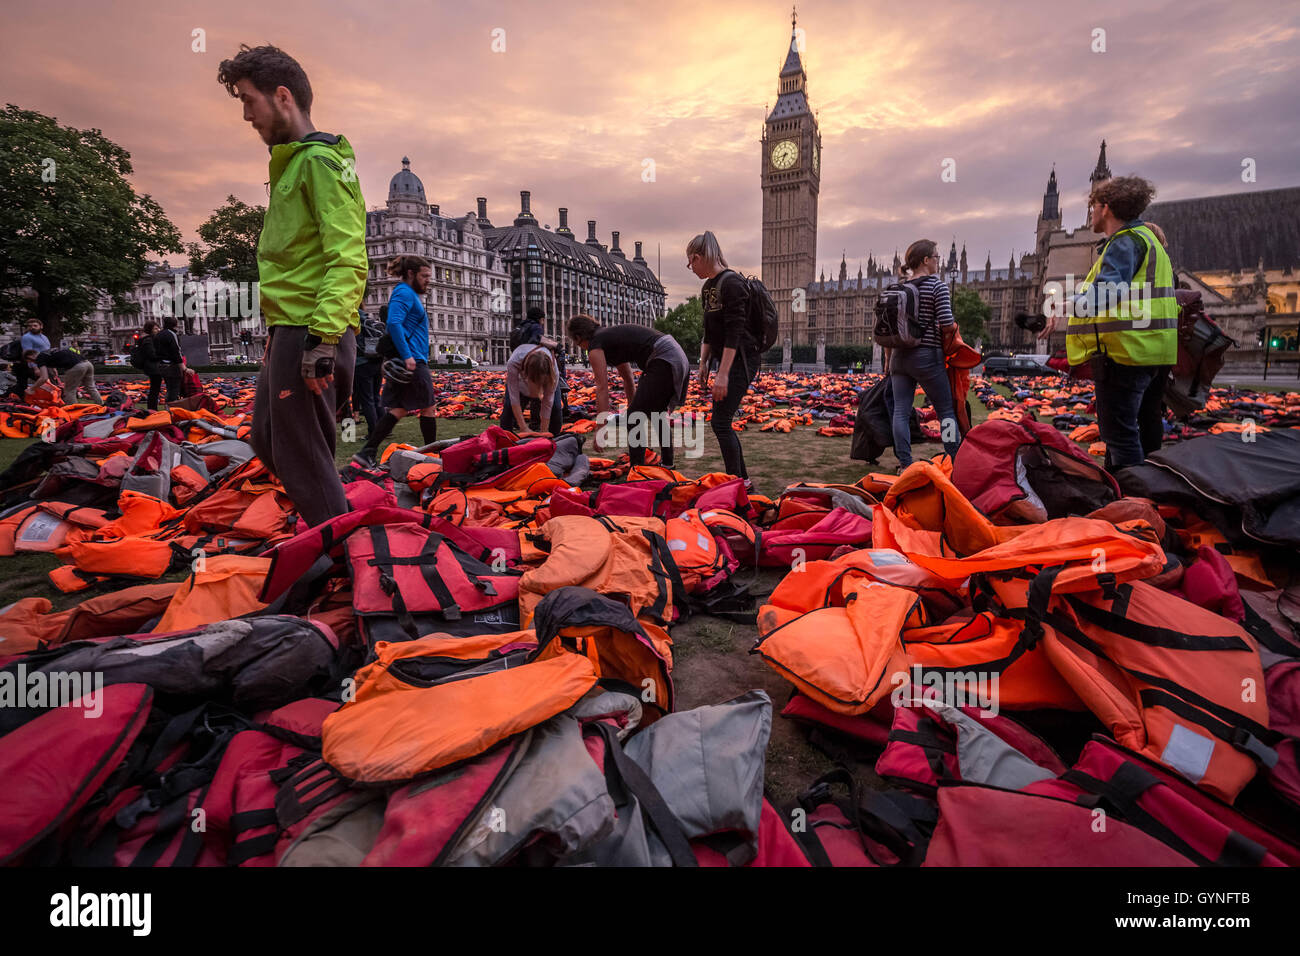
top-left (348, 521), bottom-right (524, 643)
top-left (1024, 737), bottom-right (1300, 867)
top-left (951, 418), bottom-right (1119, 524)
top-left (921, 782), bottom-right (1195, 867)
top-left (438, 427), bottom-right (554, 483)
top-left (260, 504), bottom-right (521, 605)
top-left (757, 508), bottom-right (873, 567)
top-left (0, 684), bottom-right (153, 866)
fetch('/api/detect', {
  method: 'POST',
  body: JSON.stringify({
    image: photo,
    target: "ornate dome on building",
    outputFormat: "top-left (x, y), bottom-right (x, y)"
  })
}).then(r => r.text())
top-left (388, 157), bottom-right (426, 203)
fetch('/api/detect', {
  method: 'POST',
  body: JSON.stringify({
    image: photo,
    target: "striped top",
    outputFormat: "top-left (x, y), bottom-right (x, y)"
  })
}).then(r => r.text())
top-left (907, 275), bottom-right (955, 348)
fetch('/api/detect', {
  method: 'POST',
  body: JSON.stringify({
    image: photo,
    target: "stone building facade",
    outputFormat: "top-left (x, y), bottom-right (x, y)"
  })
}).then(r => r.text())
top-left (481, 191), bottom-right (665, 354)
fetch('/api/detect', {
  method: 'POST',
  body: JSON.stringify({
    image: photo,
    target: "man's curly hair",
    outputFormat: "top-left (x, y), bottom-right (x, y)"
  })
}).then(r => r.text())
top-left (1089, 175), bottom-right (1156, 223)
top-left (217, 44), bottom-right (313, 114)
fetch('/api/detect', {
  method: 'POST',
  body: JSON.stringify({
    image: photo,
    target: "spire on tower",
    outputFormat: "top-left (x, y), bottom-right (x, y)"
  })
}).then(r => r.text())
top-left (1041, 163), bottom-right (1061, 222)
top-left (1090, 140), bottom-right (1112, 185)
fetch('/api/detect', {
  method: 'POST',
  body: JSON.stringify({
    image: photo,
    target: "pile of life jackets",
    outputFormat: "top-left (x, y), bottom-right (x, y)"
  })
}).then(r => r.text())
top-left (754, 447), bottom-right (1300, 866)
top-left (0, 425), bottom-right (839, 867)
top-left (3, 385), bottom-right (1300, 867)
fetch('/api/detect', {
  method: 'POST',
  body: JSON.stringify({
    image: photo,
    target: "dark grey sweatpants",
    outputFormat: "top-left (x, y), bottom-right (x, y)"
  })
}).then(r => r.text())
top-left (251, 324), bottom-right (356, 529)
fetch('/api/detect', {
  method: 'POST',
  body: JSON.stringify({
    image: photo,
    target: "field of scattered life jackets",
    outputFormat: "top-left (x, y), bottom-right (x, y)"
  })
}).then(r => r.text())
top-left (1, 366), bottom-right (1298, 866)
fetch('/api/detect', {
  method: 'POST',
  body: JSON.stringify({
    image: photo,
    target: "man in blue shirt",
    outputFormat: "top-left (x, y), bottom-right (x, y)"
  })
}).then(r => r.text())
top-left (21, 319), bottom-right (52, 354)
top-left (352, 255), bottom-right (438, 465)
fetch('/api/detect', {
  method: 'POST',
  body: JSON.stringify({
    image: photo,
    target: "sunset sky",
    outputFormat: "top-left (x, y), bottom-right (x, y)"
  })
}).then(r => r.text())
top-left (3, 0), bottom-right (1297, 305)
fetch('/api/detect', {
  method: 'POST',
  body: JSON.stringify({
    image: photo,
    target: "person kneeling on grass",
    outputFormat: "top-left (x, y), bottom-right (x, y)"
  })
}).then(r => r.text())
top-left (503, 340), bottom-right (562, 437)
top-left (351, 255), bottom-right (439, 466)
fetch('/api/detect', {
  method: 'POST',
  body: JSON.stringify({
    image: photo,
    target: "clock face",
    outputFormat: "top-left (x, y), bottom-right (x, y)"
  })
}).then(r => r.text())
top-left (771, 140), bottom-right (799, 170)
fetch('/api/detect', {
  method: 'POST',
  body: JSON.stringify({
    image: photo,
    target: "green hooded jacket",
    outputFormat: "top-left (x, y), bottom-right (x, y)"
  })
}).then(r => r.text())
top-left (257, 133), bottom-right (367, 343)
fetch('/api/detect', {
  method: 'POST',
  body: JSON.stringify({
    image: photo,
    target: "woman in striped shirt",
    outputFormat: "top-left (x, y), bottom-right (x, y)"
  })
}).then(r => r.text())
top-left (885, 239), bottom-right (961, 468)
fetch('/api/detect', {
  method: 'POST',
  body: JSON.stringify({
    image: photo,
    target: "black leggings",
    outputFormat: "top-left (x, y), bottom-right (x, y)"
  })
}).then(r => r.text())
top-left (710, 355), bottom-right (757, 479)
top-left (628, 360), bottom-right (679, 467)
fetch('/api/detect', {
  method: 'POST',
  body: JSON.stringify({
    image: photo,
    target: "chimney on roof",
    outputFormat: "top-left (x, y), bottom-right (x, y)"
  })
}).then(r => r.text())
top-left (586, 220), bottom-right (601, 246)
top-left (514, 190), bottom-right (535, 226)
top-left (476, 197), bottom-right (491, 227)
top-left (611, 231), bottom-right (626, 257)
top-left (633, 241), bottom-right (646, 264)
top-left (431, 204), bottom-right (440, 216)
top-left (556, 207), bottom-right (573, 238)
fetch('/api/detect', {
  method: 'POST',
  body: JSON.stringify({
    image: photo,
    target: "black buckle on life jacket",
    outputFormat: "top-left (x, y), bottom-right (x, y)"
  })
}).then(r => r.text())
top-left (1229, 728), bottom-right (1279, 768)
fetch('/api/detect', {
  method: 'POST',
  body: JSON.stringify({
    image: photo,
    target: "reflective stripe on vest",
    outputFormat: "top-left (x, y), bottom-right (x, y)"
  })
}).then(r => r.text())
top-left (1066, 223), bottom-right (1178, 367)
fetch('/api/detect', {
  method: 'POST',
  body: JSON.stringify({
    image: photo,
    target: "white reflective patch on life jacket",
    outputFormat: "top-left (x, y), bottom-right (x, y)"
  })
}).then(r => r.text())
top-left (697, 533), bottom-right (711, 550)
top-left (1161, 723), bottom-right (1214, 784)
top-left (667, 539), bottom-right (687, 552)
top-left (18, 511), bottom-right (64, 543)
top-left (867, 549), bottom-right (909, 566)
top-left (701, 511), bottom-right (717, 519)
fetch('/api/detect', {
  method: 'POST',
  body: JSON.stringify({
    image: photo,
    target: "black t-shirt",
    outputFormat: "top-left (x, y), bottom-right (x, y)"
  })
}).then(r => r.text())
top-left (701, 270), bottom-right (753, 353)
top-left (589, 325), bottom-right (663, 370)
top-left (36, 349), bottom-right (82, 371)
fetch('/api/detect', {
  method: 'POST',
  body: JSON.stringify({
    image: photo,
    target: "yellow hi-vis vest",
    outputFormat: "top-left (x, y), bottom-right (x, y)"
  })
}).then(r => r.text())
top-left (1066, 223), bottom-right (1178, 367)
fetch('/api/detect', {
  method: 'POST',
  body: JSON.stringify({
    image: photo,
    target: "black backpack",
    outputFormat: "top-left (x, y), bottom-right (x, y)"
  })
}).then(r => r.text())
top-left (873, 279), bottom-right (928, 349)
top-left (717, 270), bottom-right (779, 354)
top-left (509, 319), bottom-right (543, 352)
top-left (129, 335), bottom-right (155, 370)
top-left (0, 341), bottom-right (21, 363)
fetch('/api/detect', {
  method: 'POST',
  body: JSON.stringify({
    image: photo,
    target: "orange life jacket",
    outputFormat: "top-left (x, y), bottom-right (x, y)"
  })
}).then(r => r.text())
top-left (664, 509), bottom-right (730, 593)
top-left (1038, 577), bottom-right (1275, 802)
top-left (756, 582), bottom-right (920, 715)
top-left (518, 515), bottom-right (682, 626)
top-left (154, 556), bottom-right (273, 632)
top-left (322, 637), bottom-right (596, 784)
top-left (873, 461), bottom-right (1017, 558)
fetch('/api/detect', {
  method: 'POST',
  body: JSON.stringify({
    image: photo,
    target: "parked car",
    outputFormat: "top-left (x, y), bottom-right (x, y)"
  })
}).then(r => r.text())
top-left (104, 354), bottom-right (131, 367)
top-left (444, 353), bottom-right (480, 368)
top-left (980, 355), bottom-right (1061, 377)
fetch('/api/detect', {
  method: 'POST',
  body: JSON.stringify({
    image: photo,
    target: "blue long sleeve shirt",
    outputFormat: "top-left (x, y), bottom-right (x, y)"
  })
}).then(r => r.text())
top-left (386, 282), bottom-right (429, 362)
top-left (21, 332), bottom-right (51, 353)
top-left (1073, 219), bottom-right (1146, 318)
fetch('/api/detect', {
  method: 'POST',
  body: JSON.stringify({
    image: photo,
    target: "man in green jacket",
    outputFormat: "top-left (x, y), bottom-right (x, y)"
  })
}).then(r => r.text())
top-left (217, 44), bottom-right (367, 527)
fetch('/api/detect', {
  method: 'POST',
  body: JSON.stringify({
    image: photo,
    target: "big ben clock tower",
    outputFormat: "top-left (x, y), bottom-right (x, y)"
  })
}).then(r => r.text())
top-left (762, 8), bottom-right (821, 347)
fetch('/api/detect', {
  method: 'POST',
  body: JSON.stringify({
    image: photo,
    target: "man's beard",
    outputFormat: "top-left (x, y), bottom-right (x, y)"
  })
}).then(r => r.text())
top-left (264, 105), bottom-right (296, 146)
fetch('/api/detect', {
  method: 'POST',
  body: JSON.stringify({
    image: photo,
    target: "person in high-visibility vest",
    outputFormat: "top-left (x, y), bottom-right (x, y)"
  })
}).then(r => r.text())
top-left (1041, 176), bottom-right (1177, 470)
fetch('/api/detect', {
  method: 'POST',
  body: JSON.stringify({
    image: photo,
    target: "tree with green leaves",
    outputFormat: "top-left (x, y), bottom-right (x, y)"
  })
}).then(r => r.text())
top-left (655, 296), bottom-right (703, 359)
top-left (952, 286), bottom-right (991, 343)
top-left (188, 195), bottom-right (265, 283)
top-left (0, 104), bottom-right (183, 343)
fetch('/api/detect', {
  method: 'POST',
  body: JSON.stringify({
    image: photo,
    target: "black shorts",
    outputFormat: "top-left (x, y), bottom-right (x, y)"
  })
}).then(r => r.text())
top-left (381, 361), bottom-right (436, 412)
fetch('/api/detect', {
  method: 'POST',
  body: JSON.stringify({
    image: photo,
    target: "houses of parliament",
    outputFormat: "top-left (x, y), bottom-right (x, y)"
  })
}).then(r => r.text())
top-left (761, 13), bottom-right (1300, 356)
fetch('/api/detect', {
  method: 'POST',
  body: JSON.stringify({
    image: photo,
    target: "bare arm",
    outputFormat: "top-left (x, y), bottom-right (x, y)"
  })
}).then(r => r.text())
top-left (590, 349), bottom-right (611, 415)
top-left (505, 361), bottom-right (527, 432)
top-left (619, 363), bottom-right (636, 406)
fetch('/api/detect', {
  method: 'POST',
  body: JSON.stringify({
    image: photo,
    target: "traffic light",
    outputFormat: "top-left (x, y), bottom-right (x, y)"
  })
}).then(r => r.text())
top-left (1270, 336), bottom-right (1283, 349)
